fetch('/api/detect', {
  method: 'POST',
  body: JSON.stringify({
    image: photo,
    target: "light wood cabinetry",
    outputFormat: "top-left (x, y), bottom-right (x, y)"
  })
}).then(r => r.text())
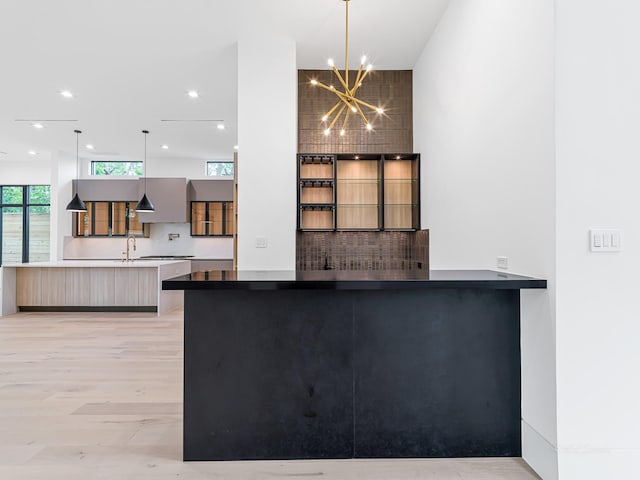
top-left (297, 153), bottom-right (420, 231)
top-left (16, 267), bottom-right (156, 308)
top-left (75, 201), bottom-right (148, 237)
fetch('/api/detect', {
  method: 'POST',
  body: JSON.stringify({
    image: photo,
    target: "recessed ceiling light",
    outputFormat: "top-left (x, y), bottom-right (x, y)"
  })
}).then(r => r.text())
top-left (32, 123), bottom-right (44, 129)
top-left (86, 144), bottom-right (94, 150)
top-left (60, 90), bottom-right (73, 98)
top-left (161, 144), bottom-right (169, 150)
top-left (233, 145), bottom-right (239, 150)
top-left (28, 150), bottom-right (37, 155)
top-left (217, 124), bottom-right (225, 130)
top-left (187, 90), bottom-right (199, 99)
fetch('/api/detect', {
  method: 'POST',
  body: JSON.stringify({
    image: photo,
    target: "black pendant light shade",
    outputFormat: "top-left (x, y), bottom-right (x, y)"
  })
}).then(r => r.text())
top-left (66, 129), bottom-right (87, 212)
top-left (136, 129), bottom-right (155, 212)
top-left (135, 193), bottom-right (155, 212)
top-left (66, 192), bottom-right (87, 212)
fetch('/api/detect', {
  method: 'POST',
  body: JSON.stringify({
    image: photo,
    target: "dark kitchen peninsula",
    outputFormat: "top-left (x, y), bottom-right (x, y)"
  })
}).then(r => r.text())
top-left (163, 270), bottom-right (546, 461)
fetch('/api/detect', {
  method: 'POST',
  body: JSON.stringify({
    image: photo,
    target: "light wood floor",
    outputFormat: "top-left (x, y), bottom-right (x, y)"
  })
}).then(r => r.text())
top-left (0, 310), bottom-right (541, 479)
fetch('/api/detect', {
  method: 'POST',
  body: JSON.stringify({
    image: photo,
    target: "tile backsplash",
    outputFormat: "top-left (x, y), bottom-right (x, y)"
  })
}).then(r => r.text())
top-left (296, 230), bottom-right (429, 271)
top-left (63, 223), bottom-right (233, 260)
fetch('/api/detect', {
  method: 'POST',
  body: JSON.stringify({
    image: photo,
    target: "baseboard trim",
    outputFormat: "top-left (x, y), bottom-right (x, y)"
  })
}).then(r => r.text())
top-left (522, 421), bottom-right (558, 480)
top-left (19, 306), bottom-right (157, 313)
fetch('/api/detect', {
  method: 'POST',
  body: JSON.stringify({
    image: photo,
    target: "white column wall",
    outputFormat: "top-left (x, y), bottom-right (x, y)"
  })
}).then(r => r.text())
top-left (236, 34), bottom-right (297, 270)
top-left (50, 151), bottom-right (75, 261)
top-left (556, 1), bottom-right (640, 478)
top-left (413, 1), bottom-right (557, 478)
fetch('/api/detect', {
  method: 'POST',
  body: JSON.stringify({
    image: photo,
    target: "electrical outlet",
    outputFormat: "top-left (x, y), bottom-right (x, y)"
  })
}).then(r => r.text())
top-left (256, 236), bottom-right (268, 248)
top-left (497, 256), bottom-right (508, 270)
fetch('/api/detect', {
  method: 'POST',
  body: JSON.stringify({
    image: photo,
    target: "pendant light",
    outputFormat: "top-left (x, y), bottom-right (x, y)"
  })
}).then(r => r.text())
top-left (309, 0), bottom-right (385, 135)
top-left (135, 129), bottom-right (155, 212)
top-left (66, 129), bottom-right (87, 212)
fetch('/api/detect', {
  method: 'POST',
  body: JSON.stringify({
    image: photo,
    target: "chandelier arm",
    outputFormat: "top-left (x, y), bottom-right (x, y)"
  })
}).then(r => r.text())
top-left (323, 100), bottom-right (344, 121)
top-left (315, 80), bottom-right (341, 94)
top-left (357, 67), bottom-right (372, 86)
top-left (350, 64), bottom-right (365, 96)
top-left (329, 105), bottom-right (347, 130)
top-left (350, 96), bottom-right (380, 112)
top-left (331, 66), bottom-right (350, 92)
top-left (341, 108), bottom-right (350, 132)
top-left (353, 102), bottom-right (370, 125)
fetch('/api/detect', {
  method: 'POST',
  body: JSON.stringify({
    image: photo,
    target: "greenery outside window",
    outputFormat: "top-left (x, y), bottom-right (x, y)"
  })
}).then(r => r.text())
top-left (92, 161), bottom-right (143, 176)
top-left (0, 185), bottom-right (51, 265)
top-left (75, 201), bottom-right (149, 237)
top-left (191, 201), bottom-right (233, 236)
top-left (206, 161), bottom-right (234, 177)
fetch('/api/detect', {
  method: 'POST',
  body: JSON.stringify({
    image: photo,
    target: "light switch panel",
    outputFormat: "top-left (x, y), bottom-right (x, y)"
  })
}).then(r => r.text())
top-left (590, 229), bottom-right (621, 252)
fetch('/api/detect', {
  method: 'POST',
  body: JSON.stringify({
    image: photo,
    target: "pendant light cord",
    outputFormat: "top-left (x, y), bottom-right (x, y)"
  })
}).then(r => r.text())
top-left (142, 130), bottom-right (149, 193)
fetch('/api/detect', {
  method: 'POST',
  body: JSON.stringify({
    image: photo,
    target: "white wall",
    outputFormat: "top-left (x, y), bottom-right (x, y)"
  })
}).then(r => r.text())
top-left (413, 1), bottom-right (557, 478)
top-left (555, 1), bottom-right (640, 478)
top-left (236, 33), bottom-right (297, 270)
top-left (0, 159), bottom-right (51, 185)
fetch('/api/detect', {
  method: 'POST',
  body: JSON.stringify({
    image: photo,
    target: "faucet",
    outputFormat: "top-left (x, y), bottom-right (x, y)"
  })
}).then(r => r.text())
top-left (123, 234), bottom-right (137, 262)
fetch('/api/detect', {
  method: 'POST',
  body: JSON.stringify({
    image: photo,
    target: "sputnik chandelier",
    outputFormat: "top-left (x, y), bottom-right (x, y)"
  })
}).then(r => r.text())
top-left (310, 0), bottom-right (384, 136)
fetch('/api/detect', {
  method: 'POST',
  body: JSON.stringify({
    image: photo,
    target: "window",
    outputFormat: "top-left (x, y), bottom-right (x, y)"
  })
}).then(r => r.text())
top-left (91, 161), bottom-right (143, 176)
top-left (206, 161), bottom-right (234, 177)
top-left (75, 202), bottom-right (149, 237)
top-left (0, 185), bottom-right (50, 265)
top-left (191, 201), bottom-right (233, 236)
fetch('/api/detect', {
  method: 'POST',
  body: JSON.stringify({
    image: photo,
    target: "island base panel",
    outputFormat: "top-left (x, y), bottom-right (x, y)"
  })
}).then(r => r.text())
top-left (184, 290), bottom-right (354, 460)
top-left (183, 288), bottom-right (521, 460)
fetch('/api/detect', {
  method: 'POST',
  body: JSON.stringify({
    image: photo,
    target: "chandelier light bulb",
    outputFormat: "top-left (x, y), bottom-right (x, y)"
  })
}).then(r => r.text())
top-left (351, 106), bottom-right (357, 112)
top-left (366, 64), bottom-right (373, 71)
top-left (340, 129), bottom-right (346, 136)
top-left (376, 107), bottom-right (384, 114)
top-left (366, 124), bottom-right (373, 131)
top-left (361, 55), bottom-right (367, 64)
top-left (324, 128), bottom-right (331, 136)
top-left (310, 79), bottom-right (318, 85)
top-left (330, 85), bottom-right (335, 90)
top-left (322, 115), bottom-right (328, 122)
top-left (328, 58), bottom-right (335, 67)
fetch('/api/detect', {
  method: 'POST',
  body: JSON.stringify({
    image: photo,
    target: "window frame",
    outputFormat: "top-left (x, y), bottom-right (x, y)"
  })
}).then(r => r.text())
top-left (206, 161), bottom-right (234, 177)
top-left (91, 161), bottom-right (143, 176)
top-left (0, 185), bottom-right (51, 265)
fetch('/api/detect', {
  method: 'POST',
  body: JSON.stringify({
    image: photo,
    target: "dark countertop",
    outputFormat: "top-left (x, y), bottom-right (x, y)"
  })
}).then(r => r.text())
top-left (162, 269), bottom-right (546, 291)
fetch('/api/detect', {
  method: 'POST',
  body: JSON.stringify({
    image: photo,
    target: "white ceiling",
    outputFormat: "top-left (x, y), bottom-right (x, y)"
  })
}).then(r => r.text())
top-left (0, 0), bottom-right (450, 165)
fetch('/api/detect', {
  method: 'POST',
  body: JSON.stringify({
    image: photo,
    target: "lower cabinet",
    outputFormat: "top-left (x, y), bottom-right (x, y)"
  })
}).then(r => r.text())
top-left (16, 267), bottom-right (157, 307)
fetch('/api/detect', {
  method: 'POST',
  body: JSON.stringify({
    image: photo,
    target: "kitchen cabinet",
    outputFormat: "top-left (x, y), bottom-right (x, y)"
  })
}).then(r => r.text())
top-left (11, 260), bottom-right (190, 315)
top-left (297, 155), bottom-right (336, 231)
top-left (74, 201), bottom-right (148, 237)
top-left (188, 179), bottom-right (234, 237)
top-left (74, 179), bottom-right (139, 202)
top-left (137, 178), bottom-right (189, 223)
top-left (297, 153), bottom-right (420, 231)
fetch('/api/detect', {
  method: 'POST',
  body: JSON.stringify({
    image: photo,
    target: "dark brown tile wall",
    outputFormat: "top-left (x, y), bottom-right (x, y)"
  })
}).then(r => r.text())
top-left (298, 70), bottom-right (413, 154)
top-left (296, 230), bottom-right (429, 271)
